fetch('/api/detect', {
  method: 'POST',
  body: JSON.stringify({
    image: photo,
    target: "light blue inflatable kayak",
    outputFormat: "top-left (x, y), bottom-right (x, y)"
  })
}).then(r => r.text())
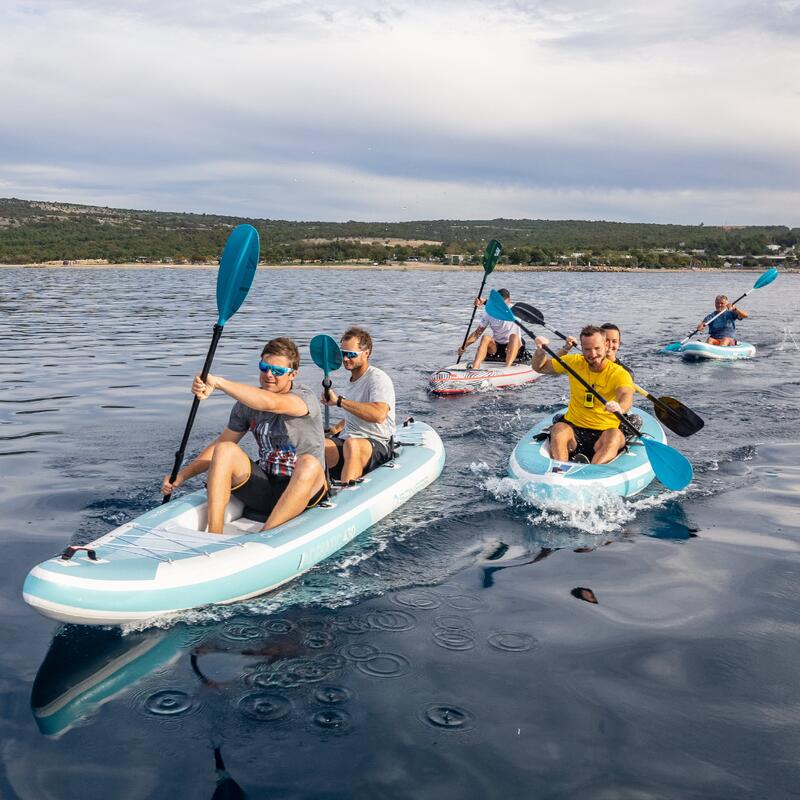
top-left (678, 341), bottom-right (756, 361)
top-left (508, 407), bottom-right (667, 502)
top-left (24, 420), bottom-right (445, 626)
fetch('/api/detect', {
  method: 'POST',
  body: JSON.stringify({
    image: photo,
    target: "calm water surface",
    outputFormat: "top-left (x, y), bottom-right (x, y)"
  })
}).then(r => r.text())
top-left (1, 267), bottom-right (799, 799)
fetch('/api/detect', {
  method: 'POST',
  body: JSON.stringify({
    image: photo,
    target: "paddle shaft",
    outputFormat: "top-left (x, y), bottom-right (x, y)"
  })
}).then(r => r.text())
top-left (520, 319), bottom-right (640, 439)
top-left (680, 287), bottom-right (751, 345)
top-left (323, 375), bottom-right (332, 429)
top-left (456, 273), bottom-right (490, 364)
top-left (162, 323), bottom-right (223, 504)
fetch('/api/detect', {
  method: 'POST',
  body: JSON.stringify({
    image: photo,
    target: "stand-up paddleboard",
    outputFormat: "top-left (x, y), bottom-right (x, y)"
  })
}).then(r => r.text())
top-left (678, 341), bottom-right (756, 361)
top-left (429, 361), bottom-right (541, 395)
top-left (508, 407), bottom-right (667, 502)
top-left (24, 420), bottom-right (445, 627)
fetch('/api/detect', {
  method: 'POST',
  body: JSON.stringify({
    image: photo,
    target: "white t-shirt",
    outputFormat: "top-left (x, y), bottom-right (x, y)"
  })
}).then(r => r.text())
top-left (478, 308), bottom-right (520, 344)
top-left (341, 365), bottom-right (396, 446)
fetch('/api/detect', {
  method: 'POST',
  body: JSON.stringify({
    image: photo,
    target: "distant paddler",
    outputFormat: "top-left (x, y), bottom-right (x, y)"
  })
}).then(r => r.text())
top-left (695, 294), bottom-right (748, 346)
top-left (457, 288), bottom-right (526, 370)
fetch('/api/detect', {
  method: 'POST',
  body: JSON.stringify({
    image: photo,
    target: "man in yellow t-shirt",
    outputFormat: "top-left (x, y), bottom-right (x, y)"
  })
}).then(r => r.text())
top-left (531, 325), bottom-right (634, 464)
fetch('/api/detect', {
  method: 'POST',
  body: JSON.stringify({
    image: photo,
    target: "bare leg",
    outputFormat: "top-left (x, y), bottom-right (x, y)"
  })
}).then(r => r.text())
top-left (549, 422), bottom-right (577, 462)
top-left (206, 441), bottom-right (252, 534)
top-left (341, 438), bottom-right (374, 482)
top-left (324, 438), bottom-right (340, 469)
top-left (592, 429), bottom-right (626, 464)
top-left (471, 335), bottom-right (497, 370)
top-left (504, 333), bottom-right (522, 367)
top-left (263, 454), bottom-right (326, 530)
top-left (707, 336), bottom-right (735, 346)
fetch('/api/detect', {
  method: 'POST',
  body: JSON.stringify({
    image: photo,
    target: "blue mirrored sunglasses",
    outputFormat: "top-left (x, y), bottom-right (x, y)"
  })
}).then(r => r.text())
top-left (340, 349), bottom-right (364, 359)
top-left (259, 361), bottom-right (294, 377)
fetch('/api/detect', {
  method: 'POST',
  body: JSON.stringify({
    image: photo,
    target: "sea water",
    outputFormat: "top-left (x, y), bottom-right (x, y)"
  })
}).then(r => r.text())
top-left (1, 267), bottom-right (799, 798)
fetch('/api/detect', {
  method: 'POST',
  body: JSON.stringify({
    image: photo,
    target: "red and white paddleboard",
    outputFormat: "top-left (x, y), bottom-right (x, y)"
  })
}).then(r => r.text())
top-left (428, 362), bottom-right (542, 395)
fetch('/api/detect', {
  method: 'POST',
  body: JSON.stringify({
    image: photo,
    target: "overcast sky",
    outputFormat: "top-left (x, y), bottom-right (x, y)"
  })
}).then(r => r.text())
top-left (1, 0), bottom-right (798, 224)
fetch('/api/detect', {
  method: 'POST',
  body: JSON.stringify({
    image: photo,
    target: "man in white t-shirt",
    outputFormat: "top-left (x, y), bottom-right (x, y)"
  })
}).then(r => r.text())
top-left (457, 288), bottom-right (524, 369)
top-left (322, 326), bottom-right (396, 483)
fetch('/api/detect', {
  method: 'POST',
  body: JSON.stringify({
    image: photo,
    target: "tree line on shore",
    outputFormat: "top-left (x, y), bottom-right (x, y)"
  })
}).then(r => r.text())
top-left (0, 197), bottom-right (797, 267)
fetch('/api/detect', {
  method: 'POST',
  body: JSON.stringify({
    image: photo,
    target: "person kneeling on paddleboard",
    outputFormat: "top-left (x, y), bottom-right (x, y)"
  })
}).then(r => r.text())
top-left (531, 326), bottom-right (634, 465)
top-left (695, 294), bottom-right (748, 346)
top-left (322, 327), bottom-right (396, 484)
top-left (161, 337), bottom-right (327, 534)
top-left (457, 288), bottom-right (527, 370)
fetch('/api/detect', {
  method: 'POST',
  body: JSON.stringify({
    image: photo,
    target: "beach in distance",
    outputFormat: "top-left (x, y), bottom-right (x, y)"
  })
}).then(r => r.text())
top-left (2, 260), bottom-right (794, 273)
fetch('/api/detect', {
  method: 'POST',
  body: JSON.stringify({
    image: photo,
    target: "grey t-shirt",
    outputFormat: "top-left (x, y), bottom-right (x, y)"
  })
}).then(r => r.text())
top-left (227, 382), bottom-right (324, 476)
top-left (340, 365), bottom-right (396, 446)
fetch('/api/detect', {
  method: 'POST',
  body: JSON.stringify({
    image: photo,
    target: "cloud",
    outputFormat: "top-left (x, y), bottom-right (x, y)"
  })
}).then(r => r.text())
top-left (0, 1), bottom-right (798, 223)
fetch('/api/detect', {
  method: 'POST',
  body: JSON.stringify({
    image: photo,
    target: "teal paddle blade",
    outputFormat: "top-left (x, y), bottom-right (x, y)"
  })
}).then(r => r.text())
top-left (641, 436), bottom-right (693, 490)
top-left (216, 224), bottom-right (260, 326)
top-left (310, 334), bottom-right (342, 373)
top-left (754, 267), bottom-right (779, 289)
top-left (662, 342), bottom-right (683, 352)
top-left (483, 239), bottom-right (503, 274)
top-left (486, 288), bottom-right (515, 321)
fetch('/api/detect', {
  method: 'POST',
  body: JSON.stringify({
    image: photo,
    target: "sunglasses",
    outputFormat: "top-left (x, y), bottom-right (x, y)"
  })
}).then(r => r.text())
top-left (259, 360), bottom-right (294, 377)
top-left (340, 349), bottom-right (365, 359)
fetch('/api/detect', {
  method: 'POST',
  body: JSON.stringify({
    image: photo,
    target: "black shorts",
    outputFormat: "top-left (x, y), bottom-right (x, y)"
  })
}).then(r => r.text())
top-left (556, 414), bottom-right (643, 459)
top-left (328, 436), bottom-right (392, 481)
top-left (486, 339), bottom-right (528, 363)
top-left (232, 460), bottom-right (327, 522)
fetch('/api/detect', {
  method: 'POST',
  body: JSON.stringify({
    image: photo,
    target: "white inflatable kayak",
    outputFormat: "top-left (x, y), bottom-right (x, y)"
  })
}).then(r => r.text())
top-left (23, 420), bottom-right (445, 626)
top-left (678, 341), bottom-right (756, 361)
top-left (429, 362), bottom-right (541, 395)
top-left (508, 407), bottom-right (667, 502)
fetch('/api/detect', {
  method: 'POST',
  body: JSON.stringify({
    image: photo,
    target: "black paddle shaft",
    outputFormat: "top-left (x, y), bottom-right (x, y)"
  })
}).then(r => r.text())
top-left (456, 273), bottom-right (490, 364)
top-left (521, 320), bottom-right (641, 439)
top-left (322, 375), bottom-right (332, 430)
top-left (163, 323), bottom-right (224, 504)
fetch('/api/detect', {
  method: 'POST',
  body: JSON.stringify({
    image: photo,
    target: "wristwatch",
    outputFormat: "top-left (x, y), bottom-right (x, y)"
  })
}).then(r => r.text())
top-left (336, 396), bottom-right (344, 407)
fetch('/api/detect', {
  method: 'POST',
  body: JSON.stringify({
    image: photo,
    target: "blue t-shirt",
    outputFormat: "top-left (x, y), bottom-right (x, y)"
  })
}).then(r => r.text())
top-left (704, 309), bottom-right (738, 339)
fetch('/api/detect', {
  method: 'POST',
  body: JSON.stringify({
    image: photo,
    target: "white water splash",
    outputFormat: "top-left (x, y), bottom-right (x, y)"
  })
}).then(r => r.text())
top-left (776, 324), bottom-right (800, 352)
top-left (483, 474), bottom-right (682, 535)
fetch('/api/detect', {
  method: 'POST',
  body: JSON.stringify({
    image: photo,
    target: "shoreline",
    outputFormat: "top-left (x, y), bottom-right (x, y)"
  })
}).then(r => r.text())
top-left (0, 261), bottom-right (795, 274)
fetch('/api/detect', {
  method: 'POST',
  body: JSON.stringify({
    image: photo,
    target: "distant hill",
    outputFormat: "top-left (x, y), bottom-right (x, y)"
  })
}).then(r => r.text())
top-left (0, 197), bottom-right (797, 267)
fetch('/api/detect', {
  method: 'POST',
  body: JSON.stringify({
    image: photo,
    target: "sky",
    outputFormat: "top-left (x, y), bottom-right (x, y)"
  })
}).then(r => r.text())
top-left (1, 0), bottom-right (799, 225)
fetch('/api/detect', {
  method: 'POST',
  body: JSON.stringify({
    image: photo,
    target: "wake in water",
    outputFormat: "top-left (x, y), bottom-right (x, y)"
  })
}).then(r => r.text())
top-left (481, 471), bottom-right (683, 535)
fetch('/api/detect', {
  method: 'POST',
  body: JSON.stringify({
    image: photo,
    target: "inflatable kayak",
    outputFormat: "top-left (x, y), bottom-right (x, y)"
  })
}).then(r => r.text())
top-left (23, 420), bottom-right (445, 626)
top-left (508, 407), bottom-right (667, 502)
top-left (429, 361), bottom-right (541, 395)
top-left (678, 341), bottom-right (756, 361)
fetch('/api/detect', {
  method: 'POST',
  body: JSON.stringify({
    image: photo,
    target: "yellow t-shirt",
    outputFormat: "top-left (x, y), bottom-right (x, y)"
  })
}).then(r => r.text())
top-left (552, 354), bottom-right (634, 430)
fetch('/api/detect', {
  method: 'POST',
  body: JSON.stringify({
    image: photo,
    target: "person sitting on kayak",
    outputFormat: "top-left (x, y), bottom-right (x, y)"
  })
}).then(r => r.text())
top-left (531, 326), bottom-right (634, 464)
top-left (322, 326), bottom-right (396, 483)
top-left (695, 295), bottom-right (748, 346)
top-left (160, 337), bottom-right (327, 534)
top-left (457, 288), bottom-right (525, 370)
top-left (601, 323), bottom-right (635, 380)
